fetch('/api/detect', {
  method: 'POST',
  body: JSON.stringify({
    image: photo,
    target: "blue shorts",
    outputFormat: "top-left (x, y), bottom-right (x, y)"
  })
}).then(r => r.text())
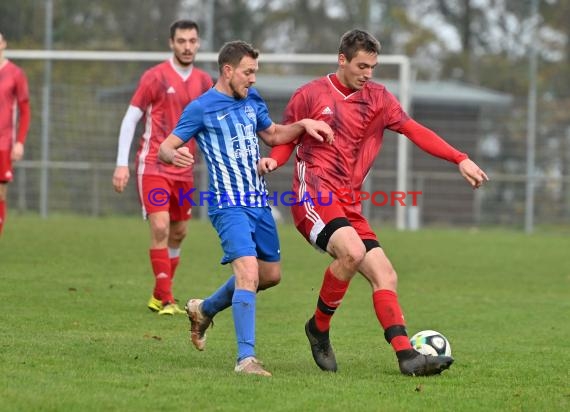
top-left (209, 206), bottom-right (281, 265)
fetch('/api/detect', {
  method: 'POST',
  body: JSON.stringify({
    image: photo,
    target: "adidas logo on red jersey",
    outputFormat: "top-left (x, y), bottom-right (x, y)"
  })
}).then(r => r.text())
top-left (321, 106), bottom-right (333, 115)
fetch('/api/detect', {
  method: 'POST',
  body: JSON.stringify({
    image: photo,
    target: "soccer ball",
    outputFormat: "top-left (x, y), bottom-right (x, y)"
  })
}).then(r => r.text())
top-left (410, 330), bottom-right (451, 356)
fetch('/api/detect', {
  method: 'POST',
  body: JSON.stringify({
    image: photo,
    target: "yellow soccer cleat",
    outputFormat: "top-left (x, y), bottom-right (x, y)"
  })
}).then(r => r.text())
top-left (158, 302), bottom-right (186, 315)
top-left (147, 296), bottom-right (163, 312)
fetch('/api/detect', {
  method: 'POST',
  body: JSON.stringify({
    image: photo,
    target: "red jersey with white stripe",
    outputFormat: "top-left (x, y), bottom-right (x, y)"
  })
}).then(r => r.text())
top-left (283, 75), bottom-right (409, 198)
top-left (0, 60), bottom-right (29, 151)
top-left (132, 60), bottom-right (212, 180)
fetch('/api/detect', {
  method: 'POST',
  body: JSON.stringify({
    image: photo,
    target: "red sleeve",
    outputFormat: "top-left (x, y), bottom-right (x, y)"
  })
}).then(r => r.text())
top-left (16, 99), bottom-right (30, 144)
top-left (15, 69), bottom-right (30, 144)
top-left (269, 141), bottom-right (296, 167)
top-left (398, 119), bottom-right (468, 164)
top-left (268, 88), bottom-right (306, 167)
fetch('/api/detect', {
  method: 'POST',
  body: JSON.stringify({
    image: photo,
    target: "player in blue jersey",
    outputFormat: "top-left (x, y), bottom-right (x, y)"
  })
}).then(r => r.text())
top-left (159, 40), bottom-right (333, 376)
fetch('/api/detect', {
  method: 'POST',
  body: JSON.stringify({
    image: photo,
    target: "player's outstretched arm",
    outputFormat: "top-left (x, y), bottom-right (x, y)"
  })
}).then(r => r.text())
top-left (258, 119), bottom-right (334, 146)
top-left (458, 159), bottom-right (489, 189)
top-left (297, 118), bottom-right (334, 144)
top-left (159, 134), bottom-right (194, 168)
top-left (399, 119), bottom-right (488, 189)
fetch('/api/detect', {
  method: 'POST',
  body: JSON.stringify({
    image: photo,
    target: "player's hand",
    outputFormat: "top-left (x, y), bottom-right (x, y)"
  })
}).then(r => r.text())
top-left (258, 157), bottom-right (278, 175)
top-left (172, 146), bottom-right (194, 168)
top-left (302, 119), bottom-right (334, 144)
top-left (458, 159), bottom-right (489, 189)
top-left (112, 166), bottom-right (130, 193)
top-left (11, 142), bottom-right (24, 162)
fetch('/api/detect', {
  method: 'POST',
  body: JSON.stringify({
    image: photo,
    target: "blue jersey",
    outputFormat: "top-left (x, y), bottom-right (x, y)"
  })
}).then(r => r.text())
top-left (172, 87), bottom-right (273, 209)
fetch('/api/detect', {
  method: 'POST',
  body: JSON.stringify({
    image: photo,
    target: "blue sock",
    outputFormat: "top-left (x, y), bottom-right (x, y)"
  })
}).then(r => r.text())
top-left (232, 289), bottom-right (256, 362)
top-left (202, 275), bottom-right (235, 318)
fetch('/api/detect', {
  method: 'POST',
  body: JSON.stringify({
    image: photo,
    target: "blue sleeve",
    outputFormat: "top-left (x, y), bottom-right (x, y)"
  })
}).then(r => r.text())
top-left (172, 100), bottom-right (205, 142)
top-left (249, 88), bottom-right (273, 132)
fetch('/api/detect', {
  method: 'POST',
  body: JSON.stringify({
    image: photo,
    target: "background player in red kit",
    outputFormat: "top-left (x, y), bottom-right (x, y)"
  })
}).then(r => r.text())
top-left (0, 32), bottom-right (31, 236)
top-left (264, 29), bottom-right (488, 376)
top-left (112, 20), bottom-right (213, 315)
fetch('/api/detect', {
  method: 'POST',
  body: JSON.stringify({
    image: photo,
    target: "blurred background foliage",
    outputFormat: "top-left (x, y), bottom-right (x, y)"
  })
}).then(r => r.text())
top-left (1, 0), bottom-right (568, 97)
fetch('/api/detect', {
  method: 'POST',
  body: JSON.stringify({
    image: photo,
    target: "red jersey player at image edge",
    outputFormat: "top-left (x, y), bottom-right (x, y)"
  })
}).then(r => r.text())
top-left (0, 31), bottom-right (31, 236)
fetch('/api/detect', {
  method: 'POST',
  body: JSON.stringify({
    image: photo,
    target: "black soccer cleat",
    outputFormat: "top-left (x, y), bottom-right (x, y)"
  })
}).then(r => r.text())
top-left (305, 317), bottom-right (338, 372)
top-left (397, 349), bottom-right (454, 376)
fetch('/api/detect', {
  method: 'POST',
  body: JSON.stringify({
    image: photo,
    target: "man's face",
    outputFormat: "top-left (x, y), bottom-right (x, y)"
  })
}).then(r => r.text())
top-left (169, 28), bottom-right (200, 67)
top-left (228, 56), bottom-right (258, 99)
top-left (338, 50), bottom-right (378, 90)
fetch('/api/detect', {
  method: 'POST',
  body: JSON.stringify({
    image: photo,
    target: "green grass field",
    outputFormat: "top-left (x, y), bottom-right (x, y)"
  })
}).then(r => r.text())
top-left (1, 215), bottom-right (569, 411)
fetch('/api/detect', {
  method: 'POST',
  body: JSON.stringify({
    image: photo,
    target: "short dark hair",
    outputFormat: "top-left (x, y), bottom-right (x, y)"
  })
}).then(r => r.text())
top-left (338, 29), bottom-right (381, 61)
top-left (217, 40), bottom-right (259, 73)
top-left (169, 20), bottom-right (200, 39)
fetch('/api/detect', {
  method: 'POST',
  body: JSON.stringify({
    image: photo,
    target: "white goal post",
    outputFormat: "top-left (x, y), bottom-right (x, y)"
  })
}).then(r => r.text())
top-left (6, 50), bottom-right (412, 230)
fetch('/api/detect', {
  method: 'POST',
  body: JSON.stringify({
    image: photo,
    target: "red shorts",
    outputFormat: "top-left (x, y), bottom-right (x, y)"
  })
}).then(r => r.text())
top-left (137, 174), bottom-right (194, 221)
top-left (0, 150), bottom-right (14, 183)
top-left (290, 195), bottom-right (377, 250)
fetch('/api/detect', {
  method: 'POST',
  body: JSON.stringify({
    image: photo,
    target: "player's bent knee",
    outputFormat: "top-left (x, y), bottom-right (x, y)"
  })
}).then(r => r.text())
top-left (334, 238), bottom-right (366, 270)
top-left (342, 246), bottom-right (367, 271)
top-left (258, 275), bottom-right (280, 290)
top-left (169, 225), bottom-right (187, 242)
top-left (258, 268), bottom-right (281, 290)
top-left (151, 222), bottom-right (169, 239)
top-left (0, 184), bottom-right (7, 200)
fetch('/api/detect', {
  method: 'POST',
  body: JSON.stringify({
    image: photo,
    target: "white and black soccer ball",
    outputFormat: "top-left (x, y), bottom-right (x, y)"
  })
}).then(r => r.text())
top-left (410, 330), bottom-right (451, 356)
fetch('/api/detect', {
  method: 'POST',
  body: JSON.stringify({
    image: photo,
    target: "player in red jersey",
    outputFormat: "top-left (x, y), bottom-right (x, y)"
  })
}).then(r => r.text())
top-left (112, 20), bottom-right (213, 315)
top-left (0, 32), bottom-right (31, 236)
top-left (263, 29), bottom-right (488, 375)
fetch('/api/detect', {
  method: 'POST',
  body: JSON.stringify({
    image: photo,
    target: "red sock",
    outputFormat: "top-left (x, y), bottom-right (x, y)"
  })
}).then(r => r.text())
top-left (314, 267), bottom-right (350, 332)
top-left (0, 200), bottom-right (5, 235)
top-left (372, 289), bottom-right (412, 352)
top-left (149, 248), bottom-right (173, 304)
